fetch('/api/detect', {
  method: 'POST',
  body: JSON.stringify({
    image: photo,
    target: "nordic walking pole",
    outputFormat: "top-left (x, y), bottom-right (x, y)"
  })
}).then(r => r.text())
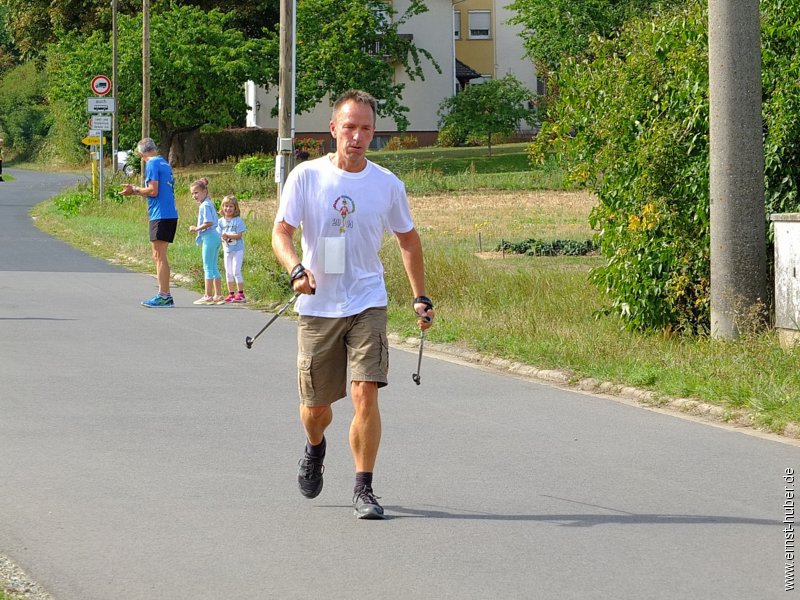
top-left (411, 316), bottom-right (431, 385)
top-left (245, 292), bottom-right (300, 349)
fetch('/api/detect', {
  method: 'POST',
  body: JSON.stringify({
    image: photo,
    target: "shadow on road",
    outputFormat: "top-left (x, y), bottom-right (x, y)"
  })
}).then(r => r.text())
top-left (382, 505), bottom-right (778, 527)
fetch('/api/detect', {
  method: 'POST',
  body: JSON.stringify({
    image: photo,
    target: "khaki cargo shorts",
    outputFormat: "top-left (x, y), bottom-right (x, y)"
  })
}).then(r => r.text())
top-left (296, 306), bottom-right (389, 407)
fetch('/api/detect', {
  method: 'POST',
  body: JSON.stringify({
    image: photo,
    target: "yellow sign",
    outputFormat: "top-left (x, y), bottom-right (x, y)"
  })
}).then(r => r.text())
top-left (82, 136), bottom-right (106, 145)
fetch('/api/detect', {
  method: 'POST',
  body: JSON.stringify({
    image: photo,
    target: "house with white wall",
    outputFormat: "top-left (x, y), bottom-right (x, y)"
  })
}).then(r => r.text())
top-left (246, 0), bottom-right (455, 149)
top-left (245, 0), bottom-right (537, 146)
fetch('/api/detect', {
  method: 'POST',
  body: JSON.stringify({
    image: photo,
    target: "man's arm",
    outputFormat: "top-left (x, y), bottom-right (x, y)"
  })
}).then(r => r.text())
top-left (395, 228), bottom-right (434, 329)
top-left (120, 180), bottom-right (158, 197)
top-left (272, 219), bottom-right (315, 294)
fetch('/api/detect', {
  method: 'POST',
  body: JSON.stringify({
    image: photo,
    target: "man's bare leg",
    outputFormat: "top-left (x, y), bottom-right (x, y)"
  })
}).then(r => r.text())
top-left (300, 404), bottom-right (333, 446)
top-left (349, 381), bottom-right (381, 472)
top-left (151, 240), bottom-right (171, 294)
top-left (350, 381), bottom-right (384, 518)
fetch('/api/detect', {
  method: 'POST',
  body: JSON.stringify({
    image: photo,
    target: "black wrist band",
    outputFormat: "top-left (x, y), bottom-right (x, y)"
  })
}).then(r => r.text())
top-left (414, 295), bottom-right (433, 311)
top-left (290, 263), bottom-right (306, 282)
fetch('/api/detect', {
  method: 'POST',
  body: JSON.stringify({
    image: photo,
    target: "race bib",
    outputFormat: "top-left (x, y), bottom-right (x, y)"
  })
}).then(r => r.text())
top-left (321, 237), bottom-right (346, 274)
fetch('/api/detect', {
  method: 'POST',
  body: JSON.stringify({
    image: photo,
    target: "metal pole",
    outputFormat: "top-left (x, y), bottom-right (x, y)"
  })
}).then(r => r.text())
top-left (112, 0), bottom-right (118, 171)
top-left (291, 0), bottom-right (297, 140)
top-left (708, 0), bottom-right (767, 339)
top-left (141, 0), bottom-right (150, 177)
top-left (99, 135), bottom-right (105, 200)
top-left (277, 0), bottom-right (295, 199)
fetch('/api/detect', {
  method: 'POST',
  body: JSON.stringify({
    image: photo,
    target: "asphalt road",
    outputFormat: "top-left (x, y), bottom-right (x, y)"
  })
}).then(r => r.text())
top-left (1, 168), bottom-right (798, 600)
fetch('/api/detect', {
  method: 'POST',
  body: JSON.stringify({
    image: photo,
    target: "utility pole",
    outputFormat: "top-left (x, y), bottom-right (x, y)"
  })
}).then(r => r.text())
top-left (112, 0), bottom-right (118, 171)
top-left (142, 0), bottom-right (151, 174)
top-left (276, 0), bottom-right (295, 199)
top-left (708, 0), bottom-right (766, 339)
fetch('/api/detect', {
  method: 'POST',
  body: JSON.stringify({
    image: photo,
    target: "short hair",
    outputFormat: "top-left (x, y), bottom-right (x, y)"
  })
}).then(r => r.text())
top-left (332, 90), bottom-right (377, 125)
top-left (137, 137), bottom-right (158, 154)
top-left (221, 194), bottom-right (241, 217)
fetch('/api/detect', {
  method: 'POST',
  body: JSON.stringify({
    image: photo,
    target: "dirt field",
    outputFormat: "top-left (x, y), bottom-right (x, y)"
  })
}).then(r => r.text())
top-left (241, 189), bottom-right (597, 246)
top-left (409, 189), bottom-right (597, 243)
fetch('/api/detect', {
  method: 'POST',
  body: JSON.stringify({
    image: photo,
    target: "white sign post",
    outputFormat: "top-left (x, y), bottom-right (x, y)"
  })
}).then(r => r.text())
top-left (98, 130), bottom-right (104, 200)
top-left (87, 75), bottom-right (116, 200)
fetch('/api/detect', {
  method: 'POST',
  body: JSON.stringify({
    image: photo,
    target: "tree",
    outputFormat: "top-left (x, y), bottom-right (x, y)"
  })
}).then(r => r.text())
top-left (0, 5), bottom-right (17, 73)
top-left (532, 2), bottom-right (711, 332)
top-left (261, 0), bottom-right (440, 131)
top-left (437, 75), bottom-right (535, 154)
top-left (46, 5), bottom-right (269, 161)
top-left (507, 0), bottom-right (683, 70)
top-left (0, 61), bottom-right (50, 158)
top-left (0, 0), bottom-right (277, 61)
top-left (533, 0), bottom-right (800, 332)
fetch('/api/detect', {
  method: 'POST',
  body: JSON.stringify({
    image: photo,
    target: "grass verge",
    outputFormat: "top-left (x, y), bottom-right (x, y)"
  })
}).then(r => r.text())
top-left (30, 145), bottom-right (800, 437)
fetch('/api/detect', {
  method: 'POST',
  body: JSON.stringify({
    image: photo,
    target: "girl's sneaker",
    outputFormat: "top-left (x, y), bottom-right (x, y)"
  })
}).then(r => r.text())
top-left (234, 293), bottom-right (247, 303)
top-left (224, 293), bottom-right (237, 303)
top-left (213, 295), bottom-right (226, 305)
top-left (193, 295), bottom-right (214, 305)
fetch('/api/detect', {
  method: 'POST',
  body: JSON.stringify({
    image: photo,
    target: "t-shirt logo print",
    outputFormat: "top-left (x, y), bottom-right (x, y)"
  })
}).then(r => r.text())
top-left (332, 195), bottom-right (356, 234)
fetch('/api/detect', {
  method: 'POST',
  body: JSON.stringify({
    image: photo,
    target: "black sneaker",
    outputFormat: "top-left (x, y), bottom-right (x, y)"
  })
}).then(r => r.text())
top-left (297, 452), bottom-right (324, 499)
top-left (353, 485), bottom-right (385, 519)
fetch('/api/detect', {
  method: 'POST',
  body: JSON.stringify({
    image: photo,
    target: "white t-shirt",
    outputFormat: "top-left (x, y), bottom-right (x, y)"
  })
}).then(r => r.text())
top-left (275, 155), bottom-right (415, 317)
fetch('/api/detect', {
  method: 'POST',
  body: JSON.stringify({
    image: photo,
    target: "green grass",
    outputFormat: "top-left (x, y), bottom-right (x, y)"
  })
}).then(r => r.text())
top-left (370, 143), bottom-right (567, 193)
top-left (371, 142), bottom-right (532, 174)
top-left (30, 143), bottom-right (800, 436)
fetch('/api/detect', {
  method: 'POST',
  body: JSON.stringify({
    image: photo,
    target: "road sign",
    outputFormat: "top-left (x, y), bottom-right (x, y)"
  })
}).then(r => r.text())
top-left (91, 115), bottom-right (112, 131)
top-left (91, 75), bottom-right (112, 96)
top-left (82, 136), bottom-right (107, 146)
top-left (88, 129), bottom-right (102, 137)
top-left (87, 98), bottom-right (116, 113)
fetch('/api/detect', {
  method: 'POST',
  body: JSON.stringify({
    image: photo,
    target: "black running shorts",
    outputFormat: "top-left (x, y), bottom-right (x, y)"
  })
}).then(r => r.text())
top-left (150, 218), bottom-right (178, 243)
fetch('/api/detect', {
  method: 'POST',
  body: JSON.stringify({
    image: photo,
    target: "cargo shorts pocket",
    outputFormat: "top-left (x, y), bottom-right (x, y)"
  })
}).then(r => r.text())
top-left (380, 332), bottom-right (389, 376)
top-left (298, 352), bottom-right (315, 400)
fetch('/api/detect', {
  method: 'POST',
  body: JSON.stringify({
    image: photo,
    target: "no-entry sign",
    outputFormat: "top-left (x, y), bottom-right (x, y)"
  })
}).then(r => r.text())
top-left (91, 75), bottom-right (111, 96)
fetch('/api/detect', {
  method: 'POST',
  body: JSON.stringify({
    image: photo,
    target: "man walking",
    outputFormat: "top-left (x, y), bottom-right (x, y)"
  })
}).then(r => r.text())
top-left (120, 138), bottom-right (179, 307)
top-left (272, 90), bottom-right (434, 519)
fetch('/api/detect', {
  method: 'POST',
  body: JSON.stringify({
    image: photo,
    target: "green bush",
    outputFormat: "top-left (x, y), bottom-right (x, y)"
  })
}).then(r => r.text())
top-left (54, 190), bottom-right (94, 216)
top-left (532, 0), bottom-right (796, 332)
top-left (497, 238), bottom-right (598, 256)
top-left (436, 124), bottom-right (467, 147)
top-left (233, 155), bottom-right (274, 178)
top-left (0, 62), bottom-right (53, 160)
top-left (539, 2), bottom-right (712, 332)
top-left (762, 1), bottom-right (800, 218)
